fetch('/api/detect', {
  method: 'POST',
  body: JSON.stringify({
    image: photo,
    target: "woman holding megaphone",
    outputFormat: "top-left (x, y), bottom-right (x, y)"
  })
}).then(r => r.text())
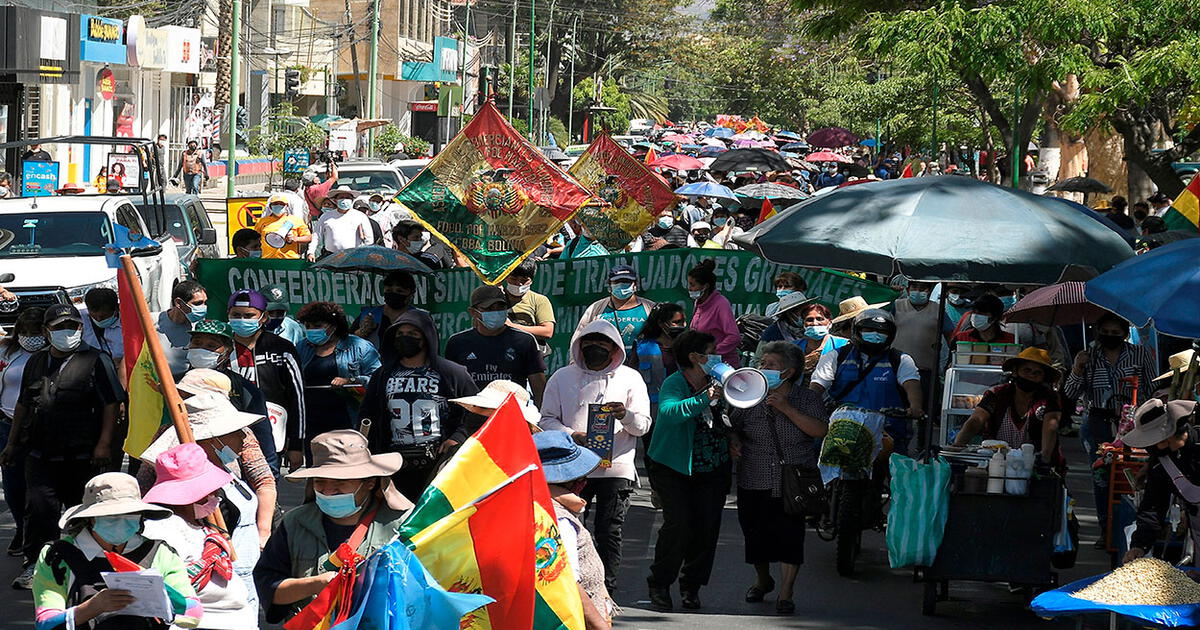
top-left (646, 330), bottom-right (732, 612)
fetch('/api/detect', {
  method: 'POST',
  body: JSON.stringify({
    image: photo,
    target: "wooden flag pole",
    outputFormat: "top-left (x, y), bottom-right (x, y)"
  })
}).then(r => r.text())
top-left (118, 255), bottom-right (231, 539)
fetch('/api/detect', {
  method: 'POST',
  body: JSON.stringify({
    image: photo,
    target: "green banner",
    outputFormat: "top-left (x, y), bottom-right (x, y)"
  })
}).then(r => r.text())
top-left (196, 250), bottom-right (898, 372)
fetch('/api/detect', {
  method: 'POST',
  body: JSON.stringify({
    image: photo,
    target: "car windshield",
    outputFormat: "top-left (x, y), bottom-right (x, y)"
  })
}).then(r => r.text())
top-left (397, 165), bottom-right (425, 181)
top-left (136, 204), bottom-right (187, 244)
top-left (0, 212), bottom-right (113, 258)
top-left (336, 171), bottom-right (402, 192)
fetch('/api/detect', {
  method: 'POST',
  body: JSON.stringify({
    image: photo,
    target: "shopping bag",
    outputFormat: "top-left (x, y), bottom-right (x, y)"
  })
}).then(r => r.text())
top-left (886, 454), bottom-right (951, 568)
top-left (1051, 491), bottom-right (1079, 569)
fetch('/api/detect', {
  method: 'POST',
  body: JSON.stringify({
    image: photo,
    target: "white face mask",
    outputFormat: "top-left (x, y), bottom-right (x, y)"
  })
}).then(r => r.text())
top-left (48, 328), bottom-right (83, 352)
top-left (187, 347), bottom-right (223, 369)
top-left (506, 282), bottom-right (530, 297)
top-left (970, 313), bottom-right (992, 330)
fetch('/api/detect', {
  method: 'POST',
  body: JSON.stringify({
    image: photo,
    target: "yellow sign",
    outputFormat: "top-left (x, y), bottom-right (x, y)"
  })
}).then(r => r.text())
top-left (225, 196), bottom-right (269, 252)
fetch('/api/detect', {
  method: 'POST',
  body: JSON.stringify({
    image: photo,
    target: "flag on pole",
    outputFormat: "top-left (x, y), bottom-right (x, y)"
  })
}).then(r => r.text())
top-left (569, 134), bottom-right (678, 252)
top-left (118, 269), bottom-right (169, 457)
top-left (1163, 172), bottom-right (1200, 231)
top-left (643, 146), bottom-right (658, 165)
top-left (756, 198), bottom-right (777, 225)
top-left (399, 397), bottom-right (585, 630)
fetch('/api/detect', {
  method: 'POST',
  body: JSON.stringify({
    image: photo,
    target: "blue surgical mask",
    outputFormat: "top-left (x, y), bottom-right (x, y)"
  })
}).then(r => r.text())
top-left (761, 369), bottom-right (783, 389)
top-left (908, 291), bottom-right (929, 306)
top-left (478, 310), bottom-right (508, 330)
top-left (1000, 295), bottom-right (1017, 310)
top-left (657, 216), bottom-right (674, 229)
top-left (713, 217), bottom-right (728, 227)
top-left (336, 198), bottom-right (353, 211)
top-left (688, 289), bottom-right (704, 300)
top-left (49, 328), bottom-right (83, 352)
top-left (92, 515), bottom-right (141, 545)
top-left (611, 282), bottom-right (635, 300)
top-left (304, 327), bottom-right (331, 345)
top-left (369, 201), bottom-right (382, 212)
top-left (315, 489), bottom-right (362, 519)
top-left (776, 289), bottom-right (794, 300)
top-left (185, 303), bottom-right (208, 323)
top-left (946, 292), bottom-right (966, 306)
top-left (861, 331), bottom-right (888, 345)
top-left (970, 313), bottom-right (992, 330)
top-left (804, 325), bottom-right (828, 341)
top-left (246, 249), bottom-right (262, 259)
top-left (93, 314), bottom-right (119, 329)
top-left (229, 318), bottom-right (262, 337)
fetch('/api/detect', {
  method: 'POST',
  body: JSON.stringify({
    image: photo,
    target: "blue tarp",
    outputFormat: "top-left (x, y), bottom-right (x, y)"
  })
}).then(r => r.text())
top-left (1031, 573), bottom-right (1200, 627)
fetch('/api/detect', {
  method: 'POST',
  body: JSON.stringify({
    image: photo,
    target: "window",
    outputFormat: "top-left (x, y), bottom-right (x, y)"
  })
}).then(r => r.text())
top-left (0, 212), bottom-right (113, 258)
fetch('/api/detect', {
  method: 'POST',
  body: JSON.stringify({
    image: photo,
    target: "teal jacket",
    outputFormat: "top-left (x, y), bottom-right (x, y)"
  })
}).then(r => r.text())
top-left (648, 370), bottom-right (712, 475)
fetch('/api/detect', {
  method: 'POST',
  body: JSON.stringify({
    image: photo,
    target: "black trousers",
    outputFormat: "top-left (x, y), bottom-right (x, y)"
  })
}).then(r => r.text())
top-left (580, 477), bottom-right (633, 591)
top-left (24, 455), bottom-right (96, 564)
top-left (647, 460), bottom-right (731, 592)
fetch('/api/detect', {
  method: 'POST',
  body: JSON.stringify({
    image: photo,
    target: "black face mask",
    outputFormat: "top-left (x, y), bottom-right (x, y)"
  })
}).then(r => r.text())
top-left (383, 292), bottom-right (409, 309)
top-left (1012, 376), bottom-right (1040, 393)
top-left (396, 336), bottom-right (423, 358)
top-left (664, 325), bottom-right (685, 339)
top-left (1148, 444), bottom-right (1173, 458)
top-left (581, 344), bottom-right (611, 370)
top-left (1097, 334), bottom-right (1125, 350)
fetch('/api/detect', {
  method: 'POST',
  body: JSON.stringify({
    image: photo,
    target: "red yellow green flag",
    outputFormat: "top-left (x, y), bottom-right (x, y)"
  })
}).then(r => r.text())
top-left (1163, 172), bottom-right (1200, 232)
top-left (395, 100), bottom-right (595, 284)
top-left (568, 134), bottom-right (679, 252)
top-left (118, 271), bottom-right (169, 457)
top-left (399, 397), bottom-right (584, 630)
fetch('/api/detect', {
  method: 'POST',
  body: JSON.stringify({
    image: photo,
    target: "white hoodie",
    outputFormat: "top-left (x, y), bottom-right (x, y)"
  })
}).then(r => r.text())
top-left (539, 320), bottom-right (652, 481)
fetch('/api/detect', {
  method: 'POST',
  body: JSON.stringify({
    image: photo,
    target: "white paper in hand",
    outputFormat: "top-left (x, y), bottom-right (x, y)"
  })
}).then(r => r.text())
top-left (100, 569), bottom-right (172, 619)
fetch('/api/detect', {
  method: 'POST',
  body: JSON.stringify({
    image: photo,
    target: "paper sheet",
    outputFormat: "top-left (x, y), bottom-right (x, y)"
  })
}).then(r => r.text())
top-left (100, 569), bottom-right (172, 619)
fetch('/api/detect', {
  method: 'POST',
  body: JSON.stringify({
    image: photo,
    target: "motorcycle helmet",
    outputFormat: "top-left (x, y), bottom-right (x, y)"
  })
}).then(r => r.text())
top-left (851, 308), bottom-right (896, 352)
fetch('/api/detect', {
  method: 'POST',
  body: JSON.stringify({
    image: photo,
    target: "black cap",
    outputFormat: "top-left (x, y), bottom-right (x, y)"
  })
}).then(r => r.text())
top-left (470, 285), bottom-right (508, 310)
top-left (44, 303), bottom-right (83, 326)
top-left (608, 264), bottom-right (637, 283)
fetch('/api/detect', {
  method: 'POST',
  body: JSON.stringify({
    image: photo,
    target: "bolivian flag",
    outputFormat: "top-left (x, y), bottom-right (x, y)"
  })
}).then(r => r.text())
top-left (569, 134), bottom-right (678, 252)
top-left (399, 397), bottom-right (584, 630)
top-left (118, 270), bottom-right (169, 457)
top-left (756, 197), bottom-right (777, 225)
top-left (396, 100), bottom-right (596, 284)
top-left (1164, 172), bottom-right (1200, 232)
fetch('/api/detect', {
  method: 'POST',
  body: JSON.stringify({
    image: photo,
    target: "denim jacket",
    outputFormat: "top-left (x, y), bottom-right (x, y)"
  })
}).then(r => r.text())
top-left (296, 334), bottom-right (381, 385)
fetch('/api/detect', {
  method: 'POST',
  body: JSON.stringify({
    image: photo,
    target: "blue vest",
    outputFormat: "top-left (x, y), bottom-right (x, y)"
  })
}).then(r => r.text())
top-left (829, 347), bottom-right (904, 411)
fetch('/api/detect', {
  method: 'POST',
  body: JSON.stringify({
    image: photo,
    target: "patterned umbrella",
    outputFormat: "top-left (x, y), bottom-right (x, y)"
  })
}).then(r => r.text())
top-left (312, 245), bottom-right (432, 274)
top-left (1004, 282), bottom-right (1113, 325)
top-left (707, 148), bottom-right (791, 173)
top-left (735, 182), bottom-right (809, 201)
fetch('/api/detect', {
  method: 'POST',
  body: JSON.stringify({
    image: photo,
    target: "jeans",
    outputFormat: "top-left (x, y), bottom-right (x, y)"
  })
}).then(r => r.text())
top-left (0, 420), bottom-right (26, 544)
top-left (580, 477), bottom-right (633, 591)
top-left (184, 173), bottom-right (203, 195)
top-left (1080, 410), bottom-right (1115, 541)
top-left (647, 461), bottom-right (731, 592)
top-left (24, 455), bottom-right (95, 564)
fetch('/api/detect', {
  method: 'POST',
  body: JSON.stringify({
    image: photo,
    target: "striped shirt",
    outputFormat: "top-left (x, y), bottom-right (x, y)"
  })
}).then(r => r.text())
top-left (730, 385), bottom-right (827, 495)
top-left (1062, 342), bottom-right (1157, 413)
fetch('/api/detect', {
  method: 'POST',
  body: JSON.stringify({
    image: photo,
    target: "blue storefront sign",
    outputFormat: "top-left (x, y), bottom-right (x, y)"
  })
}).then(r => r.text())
top-left (401, 37), bottom-right (460, 83)
top-left (22, 161), bottom-right (60, 197)
top-left (283, 149), bottom-right (310, 173)
top-left (80, 14), bottom-right (125, 64)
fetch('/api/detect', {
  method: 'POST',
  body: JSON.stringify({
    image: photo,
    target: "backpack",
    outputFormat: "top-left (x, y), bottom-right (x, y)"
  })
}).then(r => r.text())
top-left (736, 314), bottom-right (774, 353)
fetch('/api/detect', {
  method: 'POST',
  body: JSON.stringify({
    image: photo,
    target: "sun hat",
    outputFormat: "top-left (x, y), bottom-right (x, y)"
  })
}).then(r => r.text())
top-left (830, 296), bottom-right (889, 325)
top-left (1154, 349), bottom-right (1197, 382)
top-left (608, 264), bottom-right (638, 284)
top-left (533, 430), bottom-right (601, 484)
top-left (267, 193), bottom-right (290, 207)
top-left (139, 392), bottom-right (264, 463)
top-left (286, 430), bottom-right (413, 510)
top-left (176, 368), bottom-right (233, 398)
top-left (773, 290), bottom-right (819, 317)
top-left (327, 186), bottom-right (356, 200)
top-left (451, 380), bottom-right (541, 425)
top-left (1121, 399), bottom-right (1197, 448)
top-left (189, 319), bottom-right (234, 342)
top-left (143, 443), bottom-right (234, 506)
top-left (1002, 347), bottom-right (1061, 383)
top-left (229, 289), bottom-right (267, 312)
top-left (470, 285), bottom-right (508, 310)
top-left (59, 472), bottom-right (172, 529)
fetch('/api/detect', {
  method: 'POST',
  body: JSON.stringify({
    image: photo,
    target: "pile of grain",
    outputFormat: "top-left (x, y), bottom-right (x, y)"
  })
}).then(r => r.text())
top-left (1073, 558), bottom-right (1200, 606)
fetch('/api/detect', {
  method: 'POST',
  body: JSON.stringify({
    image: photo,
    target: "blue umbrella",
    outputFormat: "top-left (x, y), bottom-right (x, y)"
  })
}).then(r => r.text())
top-left (780, 142), bottom-right (809, 152)
top-left (1085, 239), bottom-right (1200, 338)
top-left (312, 245), bottom-right (432, 274)
top-left (860, 138), bottom-right (878, 147)
top-left (674, 181), bottom-right (736, 200)
top-left (704, 127), bottom-right (734, 139)
top-left (775, 131), bottom-right (803, 141)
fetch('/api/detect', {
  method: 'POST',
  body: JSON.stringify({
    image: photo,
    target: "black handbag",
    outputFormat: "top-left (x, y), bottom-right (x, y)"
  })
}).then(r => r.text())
top-left (766, 411), bottom-right (825, 516)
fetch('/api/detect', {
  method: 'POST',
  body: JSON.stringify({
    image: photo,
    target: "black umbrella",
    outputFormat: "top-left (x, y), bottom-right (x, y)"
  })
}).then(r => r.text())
top-left (706, 148), bottom-right (791, 173)
top-left (1047, 176), bottom-right (1112, 194)
top-left (1136, 229), bottom-right (1200, 250)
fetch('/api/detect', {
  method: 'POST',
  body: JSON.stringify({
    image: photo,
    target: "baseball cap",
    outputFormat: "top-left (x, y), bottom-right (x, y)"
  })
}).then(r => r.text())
top-left (188, 319), bottom-right (233, 341)
top-left (45, 304), bottom-right (84, 326)
top-left (261, 285), bottom-right (289, 311)
top-left (228, 289), bottom-right (267, 312)
top-left (608, 264), bottom-right (638, 284)
top-left (470, 285), bottom-right (508, 310)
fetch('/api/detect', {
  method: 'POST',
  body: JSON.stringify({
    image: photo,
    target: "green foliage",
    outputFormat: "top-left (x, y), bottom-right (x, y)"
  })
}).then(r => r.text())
top-left (572, 78), bottom-right (631, 135)
top-left (247, 103), bottom-right (327, 164)
top-left (371, 124), bottom-right (431, 159)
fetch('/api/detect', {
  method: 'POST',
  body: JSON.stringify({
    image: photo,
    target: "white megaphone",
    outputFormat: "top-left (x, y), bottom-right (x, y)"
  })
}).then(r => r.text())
top-left (707, 362), bottom-right (769, 409)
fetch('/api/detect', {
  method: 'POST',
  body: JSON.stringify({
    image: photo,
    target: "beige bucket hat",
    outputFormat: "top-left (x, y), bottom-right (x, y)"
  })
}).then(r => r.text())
top-left (286, 430), bottom-right (413, 510)
top-left (59, 472), bottom-right (172, 529)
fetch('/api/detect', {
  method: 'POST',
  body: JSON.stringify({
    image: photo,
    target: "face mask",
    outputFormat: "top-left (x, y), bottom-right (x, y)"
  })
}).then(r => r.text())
top-left (383, 292), bottom-right (409, 309)
top-left (804, 325), bottom-right (828, 341)
top-left (506, 282), bottom-right (530, 297)
top-left (305, 327), bottom-right (331, 345)
top-left (860, 331), bottom-right (888, 345)
top-left (970, 314), bottom-right (992, 330)
top-left (908, 291), bottom-right (929, 306)
top-left (193, 495), bottom-right (221, 520)
top-left (396, 335), bottom-right (423, 358)
top-left (713, 217), bottom-right (728, 227)
top-left (267, 204), bottom-right (286, 216)
top-left (215, 445), bottom-right (238, 467)
top-left (1097, 334), bottom-right (1125, 349)
top-left (18, 335), bottom-right (46, 352)
top-left (776, 289), bottom-right (794, 300)
top-left (999, 295), bottom-right (1017, 310)
top-left (1012, 375), bottom-right (1040, 393)
top-left (49, 328), bottom-right (82, 352)
top-left (407, 240), bottom-right (425, 253)
top-left (92, 314), bottom-right (119, 329)
top-left (336, 199), bottom-right (353, 211)
top-left (229, 318), bottom-right (262, 337)
top-left (315, 489), bottom-right (363, 519)
top-left (947, 292), bottom-right (966, 306)
top-left (692, 232), bottom-right (710, 242)
top-left (92, 515), bottom-right (141, 545)
top-left (369, 201), bottom-right (381, 212)
top-left (245, 249), bottom-right (262, 258)
top-left (657, 216), bottom-right (674, 229)
top-left (581, 344), bottom-right (612, 370)
top-left (703, 353), bottom-right (723, 373)
top-left (688, 289), bottom-right (704, 300)
top-left (182, 302), bottom-right (208, 323)
top-left (610, 283), bottom-right (635, 300)
top-left (761, 369), bottom-right (783, 389)
top-left (0, 186), bottom-right (8, 196)
top-left (664, 325), bottom-right (685, 338)
top-left (478, 310), bottom-right (508, 330)
top-left (187, 347), bottom-right (223, 369)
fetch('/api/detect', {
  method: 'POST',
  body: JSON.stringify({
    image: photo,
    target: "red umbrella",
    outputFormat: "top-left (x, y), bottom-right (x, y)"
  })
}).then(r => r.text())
top-left (806, 151), bottom-right (851, 163)
top-left (661, 133), bottom-right (693, 143)
top-left (808, 126), bottom-right (861, 148)
top-left (650, 154), bottom-right (705, 171)
top-left (1003, 281), bottom-right (1113, 325)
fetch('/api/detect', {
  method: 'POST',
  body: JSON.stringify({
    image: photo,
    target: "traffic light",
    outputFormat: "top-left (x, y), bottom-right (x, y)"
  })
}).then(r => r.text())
top-left (285, 69), bottom-right (301, 99)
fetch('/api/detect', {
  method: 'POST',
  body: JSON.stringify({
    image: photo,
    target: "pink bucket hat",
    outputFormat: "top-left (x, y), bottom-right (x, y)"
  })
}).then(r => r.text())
top-left (143, 443), bottom-right (233, 506)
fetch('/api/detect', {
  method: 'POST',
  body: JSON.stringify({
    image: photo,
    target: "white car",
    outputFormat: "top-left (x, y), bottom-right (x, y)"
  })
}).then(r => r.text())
top-left (388, 159), bottom-right (432, 185)
top-left (0, 195), bottom-right (181, 330)
top-left (307, 160), bottom-right (405, 197)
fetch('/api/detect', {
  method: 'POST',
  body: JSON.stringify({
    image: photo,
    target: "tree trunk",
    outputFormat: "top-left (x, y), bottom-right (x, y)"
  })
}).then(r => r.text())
top-left (1110, 106), bottom-right (1200, 199)
top-left (1042, 75), bottom-right (1087, 201)
top-left (1084, 127), bottom-right (1127, 199)
top-left (215, 0), bottom-right (232, 109)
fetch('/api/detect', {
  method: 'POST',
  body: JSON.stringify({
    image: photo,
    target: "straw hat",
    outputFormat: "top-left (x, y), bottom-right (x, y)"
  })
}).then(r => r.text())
top-left (286, 430), bottom-right (413, 510)
top-left (1121, 399), bottom-right (1197, 449)
top-left (451, 380), bottom-right (541, 425)
top-left (1154, 349), bottom-right (1196, 382)
top-left (831, 296), bottom-right (889, 325)
top-left (1002, 347), bottom-right (1061, 383)
top-left (59, 472), bottom-right (171, 529)
top-left (139, 392), bottom-right (263, 464)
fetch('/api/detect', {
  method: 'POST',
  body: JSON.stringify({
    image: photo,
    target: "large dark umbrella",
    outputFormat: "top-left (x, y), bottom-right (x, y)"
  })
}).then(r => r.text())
top-left (707, 148), bottom-right (791, 173)
top-left (1136, 229), bottom-right (1200, 250)
top-left (733, 177), bottom-right (1135, 285)
top-left (1046, 197), bottom-right (1136, 248)
top-left (808, 126), bottom-right (860, 148)
top-left (312, 245), bottom-right (432, 274)
top-left (1085, 239), bottom-right (1200, 338)
top-left (780, 142), bottom-right (810, 152)
top-left (1047, 176), bottom-right (1112, 194)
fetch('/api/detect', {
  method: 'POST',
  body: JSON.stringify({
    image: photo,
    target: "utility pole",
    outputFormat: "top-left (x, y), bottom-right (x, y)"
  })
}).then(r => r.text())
top-left (508, 0), bottom-right (516, 119)
top-left (460, 0), bottom-right (470, 120)
top-left (527, 0), bottom-right (535, 142)
top-left (541, 0), bottom-right (555, 145)
top-left (226, 0), bottom-right (241, 199)
top-left (566, 13), bottom-right (577, 143)
top-left (367, 0), bottom-right (380, 152)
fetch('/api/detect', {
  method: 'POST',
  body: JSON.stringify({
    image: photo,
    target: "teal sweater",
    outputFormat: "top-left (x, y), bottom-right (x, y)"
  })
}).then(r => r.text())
top-left (648, 370), bottom-right (713, 475)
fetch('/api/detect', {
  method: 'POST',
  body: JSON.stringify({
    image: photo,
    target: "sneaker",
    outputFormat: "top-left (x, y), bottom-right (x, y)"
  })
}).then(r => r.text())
top-left (6, 531), bottom-right (22, 557)
top-left (12, 564), bottom-right (34, 590)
